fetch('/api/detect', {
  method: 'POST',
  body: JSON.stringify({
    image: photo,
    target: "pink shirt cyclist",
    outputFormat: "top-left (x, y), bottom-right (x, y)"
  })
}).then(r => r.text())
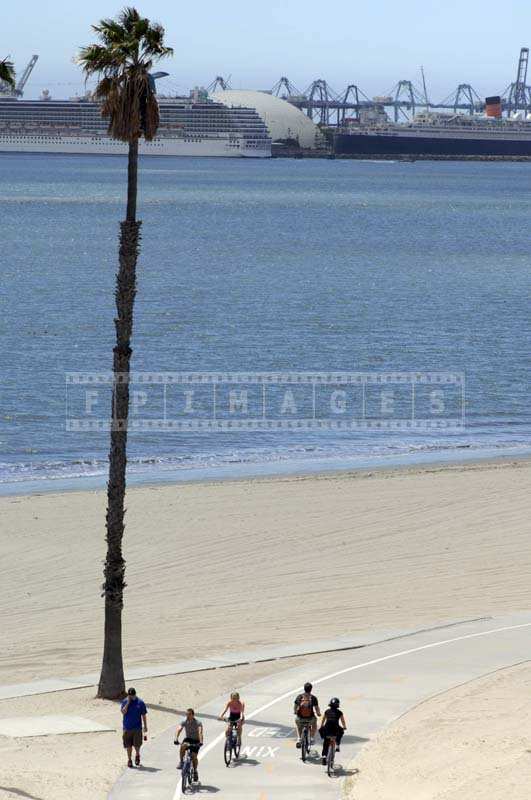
top-left (219, 692), bottom-right (245, 742)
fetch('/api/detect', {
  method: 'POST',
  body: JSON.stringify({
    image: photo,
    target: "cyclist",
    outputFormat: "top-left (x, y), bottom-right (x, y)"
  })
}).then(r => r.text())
top-left (294, 681), bottom-right (321, 748)
top-left (320, 697), bottom-right (347, 764)
top-left (219, 691), bottom-right (245, 744)
top-left (175, 708), bottom-right (203, 782)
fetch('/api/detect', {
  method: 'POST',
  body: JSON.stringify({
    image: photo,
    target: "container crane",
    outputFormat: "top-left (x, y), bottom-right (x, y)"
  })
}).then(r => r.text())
top-left (206, 76), bottom-right (231, 93)
top-left (0, 54), bottom-right (38, 97)
top-left (271, 77), bottom-right (303, 98)
top-left (15, 55), bottom-right (38, 96)
top-left (507, 47), bottom-right (530, 113)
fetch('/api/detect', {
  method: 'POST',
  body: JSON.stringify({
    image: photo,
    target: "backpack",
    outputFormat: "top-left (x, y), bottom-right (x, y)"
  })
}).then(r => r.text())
top-left (297, 693), bottom-right (313, 718)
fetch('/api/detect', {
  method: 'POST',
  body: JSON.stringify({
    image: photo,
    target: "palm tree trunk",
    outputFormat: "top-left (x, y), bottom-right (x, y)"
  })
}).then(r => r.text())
top-left (98, 138), bottom-right (141, 699)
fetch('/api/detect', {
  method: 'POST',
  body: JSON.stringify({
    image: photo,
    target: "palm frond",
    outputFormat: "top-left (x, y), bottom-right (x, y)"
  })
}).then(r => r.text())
top-left (118, 6), bottom-right (141, 33)
top-left (142, 24), bottom-right (174, 59)
top-left (78, 7), bottom-right (172, 142)
top-left (78, 44), bottom-right (125, 75)
top-left (92, 19), bottom-right (129, 47)
top-left (0, 58), bottom-right (16, 88)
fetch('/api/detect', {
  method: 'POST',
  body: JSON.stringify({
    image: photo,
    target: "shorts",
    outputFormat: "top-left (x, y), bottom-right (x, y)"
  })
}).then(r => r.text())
top-left (229, 712), bottom-right (241, 723)
top-left (123, 728), bottom-right (143, 748)
top-left (296, 715), bottom-right (316, 725)
top-left (183, 737), bottom-right (201, 753)
top-left (320, 721), bottom-right (343, 740)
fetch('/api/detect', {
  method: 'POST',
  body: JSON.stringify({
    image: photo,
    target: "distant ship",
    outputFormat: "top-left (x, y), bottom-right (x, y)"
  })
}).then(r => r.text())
top-left (334, 106), bottom-right (531, 159)
top-left (0, 90), bottom-right (272, 158)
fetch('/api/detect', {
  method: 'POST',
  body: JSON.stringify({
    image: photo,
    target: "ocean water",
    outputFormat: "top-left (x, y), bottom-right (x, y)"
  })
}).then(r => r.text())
top-left (1, 154), bottom-right (530, 493)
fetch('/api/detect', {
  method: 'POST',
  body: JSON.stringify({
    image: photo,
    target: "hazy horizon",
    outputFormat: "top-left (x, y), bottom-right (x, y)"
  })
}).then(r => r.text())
top-left (3, 0), bottom-right (529, 101)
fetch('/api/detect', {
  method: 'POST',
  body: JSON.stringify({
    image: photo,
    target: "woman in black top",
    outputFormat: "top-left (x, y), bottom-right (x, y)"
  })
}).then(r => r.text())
top-left (320, 697), bottom-right (347, 762)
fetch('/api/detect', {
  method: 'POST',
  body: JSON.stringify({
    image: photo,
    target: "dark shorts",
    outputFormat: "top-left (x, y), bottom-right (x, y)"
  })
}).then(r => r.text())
top-left (320, 721), bottom-right (343, 740)
top-left (123, 728), bottom-right (143, 748)
top-left (183, 737), bottom-right (201, 753)
top-left (296, 715), bottom-right (316, 725)
top-left (229, 712), bottom-right (241, 723)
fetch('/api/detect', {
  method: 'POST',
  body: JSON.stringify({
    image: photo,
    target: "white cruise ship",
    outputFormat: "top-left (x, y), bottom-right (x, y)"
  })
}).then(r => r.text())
top-left (0, 94), bottom-right (272, 158)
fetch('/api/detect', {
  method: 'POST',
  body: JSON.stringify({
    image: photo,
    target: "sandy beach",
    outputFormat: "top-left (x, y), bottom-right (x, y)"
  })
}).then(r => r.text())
top-left (1, 456), bottom-right (530, 799)
top-left (345, 660), bottom-right (531, 800)
top-left (2, 457), bottom-right (530, 685)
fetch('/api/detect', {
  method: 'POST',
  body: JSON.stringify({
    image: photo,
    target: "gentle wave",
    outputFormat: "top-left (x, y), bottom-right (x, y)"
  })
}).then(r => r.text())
top-left (1, 434), bottom-right (530, 486)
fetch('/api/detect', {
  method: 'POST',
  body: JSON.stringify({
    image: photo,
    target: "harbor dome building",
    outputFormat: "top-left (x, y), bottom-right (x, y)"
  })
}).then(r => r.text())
top-left (212, 90), bottom-right (321, 149)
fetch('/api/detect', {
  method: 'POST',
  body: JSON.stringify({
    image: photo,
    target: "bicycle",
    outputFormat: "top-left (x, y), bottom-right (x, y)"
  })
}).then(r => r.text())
top-left (325, 736), bottom-right (336, 777)
top-left (223, 718), bottom-right (241, 766)
top-left (175, 740), bottom-right (199, 793)
top-left (299, 719), bottom-right (313, 762)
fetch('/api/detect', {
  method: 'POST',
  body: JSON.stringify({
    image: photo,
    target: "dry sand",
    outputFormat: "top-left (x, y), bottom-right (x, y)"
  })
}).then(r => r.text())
top-left (344, 661), bottom-right (531, 800)
top-left (1, 458), bottom-right (530, 685)
top-left (1, 457), bottom-right (530, 799)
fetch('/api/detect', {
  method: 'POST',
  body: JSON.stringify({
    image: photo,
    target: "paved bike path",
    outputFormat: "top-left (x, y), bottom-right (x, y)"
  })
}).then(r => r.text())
top-left (109, 613), bottom-right (531, 800)
top-left (0, 620), bottom-right (479, 700)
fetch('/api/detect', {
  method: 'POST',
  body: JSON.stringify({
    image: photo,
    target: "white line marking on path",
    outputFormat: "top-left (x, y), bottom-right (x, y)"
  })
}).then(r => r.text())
top-left (173, 620), bottom-right (531, 799)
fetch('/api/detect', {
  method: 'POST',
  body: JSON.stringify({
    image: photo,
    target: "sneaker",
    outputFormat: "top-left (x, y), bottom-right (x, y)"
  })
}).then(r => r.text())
top-left (193, 772), bottom-right (199, 782)
top-left (127, 759), bottom-right (133, 768)
top-left (321, 757), bottom-right (326, 765)
top-left (135, 754), bottom-right (140, 766)
top-left (177, 761), bottom-right (183, 770)
top-left (296, 740), bottom-right (302, 749)
top-left (336, 746), bottom-right (340, 753)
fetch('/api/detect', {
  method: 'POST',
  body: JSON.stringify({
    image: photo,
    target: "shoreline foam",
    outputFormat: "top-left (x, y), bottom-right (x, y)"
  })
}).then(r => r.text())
top-left (1, 443), bottom-right (530, 498)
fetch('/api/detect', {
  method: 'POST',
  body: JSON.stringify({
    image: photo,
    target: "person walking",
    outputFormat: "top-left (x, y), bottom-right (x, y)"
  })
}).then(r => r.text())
top-left (121, 687), bottom-right (148, 768)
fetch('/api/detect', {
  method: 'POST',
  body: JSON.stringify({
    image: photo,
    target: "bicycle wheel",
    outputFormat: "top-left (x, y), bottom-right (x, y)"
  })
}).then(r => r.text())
top-left (327, 741), bottom-right (335, 777)
top-left (301, 726), bottom-right (309, 762)
top-left (224, 736), bottom-right (232, 767)
top-left (187, 761), bottom-right (194, 790)
top-left (181, 762), bottom-right (189, 793)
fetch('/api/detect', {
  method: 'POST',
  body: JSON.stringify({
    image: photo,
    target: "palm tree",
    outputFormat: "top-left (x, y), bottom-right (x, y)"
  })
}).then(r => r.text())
top-left (78, 7), bottom-right (173, 700)
top-left (0, 58), bottom-right (15, 88)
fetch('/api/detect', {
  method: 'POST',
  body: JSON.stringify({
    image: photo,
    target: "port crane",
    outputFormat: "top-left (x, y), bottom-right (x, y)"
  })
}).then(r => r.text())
top-left (206, 75), bottom-right (231, 93)
top-left (391, 80), bottom-right (427, 121)
top-left (0, 54), bottom-right (38, 97)
top-left (271, 76), bottom-right (303, 98)
top-left (505, 47), bottom-right (531, 113)
top-left (275, 76), bottom-right (485, 124)
top-left (268, 46), bottom-right (531, 125)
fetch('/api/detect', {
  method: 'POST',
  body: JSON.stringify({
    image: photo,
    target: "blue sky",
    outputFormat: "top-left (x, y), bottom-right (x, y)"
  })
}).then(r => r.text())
top-left (3, 0), bottom-right (529, 100)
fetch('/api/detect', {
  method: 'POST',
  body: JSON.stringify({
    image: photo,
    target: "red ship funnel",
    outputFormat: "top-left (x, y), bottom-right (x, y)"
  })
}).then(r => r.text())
top-left (485, 95), bottom-right (502, 117)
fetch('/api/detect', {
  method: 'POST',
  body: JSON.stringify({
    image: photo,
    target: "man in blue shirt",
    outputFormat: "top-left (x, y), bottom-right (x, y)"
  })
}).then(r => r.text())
top-left (121, 687), bottom-right (148, 767)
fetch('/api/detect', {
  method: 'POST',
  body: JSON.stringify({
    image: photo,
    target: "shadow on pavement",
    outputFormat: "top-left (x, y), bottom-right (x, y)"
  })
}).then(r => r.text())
top-left (231, 757), bottom-right (260, 767)
top-left (336, 767), bottom-right (359, 777)
top-left (340, 734), bottom-right (370, 744)
top-left (146, 706), bottom-right (295, 734)
top-left (146, 703), bottom-right (190, 717)
top-left (136, 766), bottom-right (161, 773)
top-left (0, 789), bottom-right (44, 800)
top-left (194, 784), bottom-right (220, 793)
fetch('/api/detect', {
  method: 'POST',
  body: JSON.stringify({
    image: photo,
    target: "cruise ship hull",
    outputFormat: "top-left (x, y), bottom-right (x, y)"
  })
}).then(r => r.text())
top-left (0, 134), bottom-right (270, 158)
top-left (0, 96), bottom-right (271, 158)
top-left (334, 131), bottom-right (531, 157)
